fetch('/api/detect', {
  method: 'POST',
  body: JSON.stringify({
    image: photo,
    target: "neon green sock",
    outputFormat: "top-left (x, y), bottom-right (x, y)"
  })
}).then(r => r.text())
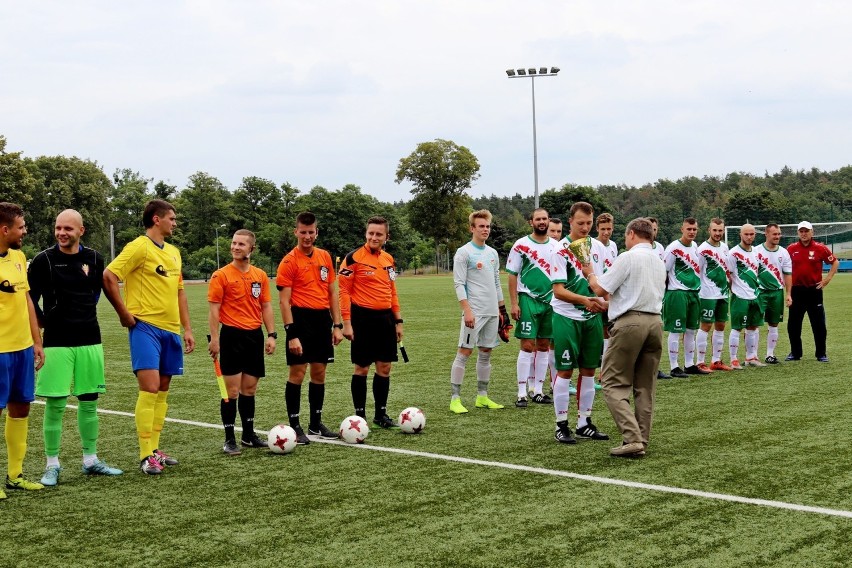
top-left (43, 397), bottom-right (67, 459)
top-left (77, 399), bottom-right (99, 456)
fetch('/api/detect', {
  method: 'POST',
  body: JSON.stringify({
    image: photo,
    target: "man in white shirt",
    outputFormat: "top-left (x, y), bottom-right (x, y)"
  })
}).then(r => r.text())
top-left (585, 218), bottom-right (665, 458)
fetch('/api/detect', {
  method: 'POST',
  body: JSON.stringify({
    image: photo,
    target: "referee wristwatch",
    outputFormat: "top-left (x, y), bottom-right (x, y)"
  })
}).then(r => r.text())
top-left (267, 331), bottom-right (278, 339)
top-left (333, 323), bottom-right (344, 329)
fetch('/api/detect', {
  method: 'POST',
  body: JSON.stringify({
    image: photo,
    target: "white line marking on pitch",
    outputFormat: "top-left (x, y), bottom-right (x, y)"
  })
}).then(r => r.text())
top-left (34, 401), bottom-right (852, 519)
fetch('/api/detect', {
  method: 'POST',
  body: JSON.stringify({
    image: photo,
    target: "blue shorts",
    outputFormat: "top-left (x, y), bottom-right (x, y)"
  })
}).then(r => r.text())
top-left (129, 320), bottom-right (184, 376)
top-left (0, 347), bottom-right (36, 408)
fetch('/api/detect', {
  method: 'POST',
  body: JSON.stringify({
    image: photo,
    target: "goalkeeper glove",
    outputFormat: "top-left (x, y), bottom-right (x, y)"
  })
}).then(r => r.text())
top-left (498, 305), bottom-right (513, 343)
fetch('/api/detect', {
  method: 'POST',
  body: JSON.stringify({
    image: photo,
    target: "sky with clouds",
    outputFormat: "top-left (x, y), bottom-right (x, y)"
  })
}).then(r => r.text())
top-left (2, 1), bottom-right (851, 203)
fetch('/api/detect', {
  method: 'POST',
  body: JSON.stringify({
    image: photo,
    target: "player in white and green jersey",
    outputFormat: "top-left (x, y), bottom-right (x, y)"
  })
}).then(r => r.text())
top-left (696, 218), bottom-right (731, 372)
top-left (726, 224), bottom-right (764, 369)
top-left (755, 223), bottom-right (792, 364)
top-left (663, 218), bottom-right (703, 377)
top-left (449, 210), bottom-right (506, 414)
top-left (548, 202), bottom-right (609, 444)
top-left (507, 208), bottom-right (554, 408)
top-left (648, 217), bottom-right (667, 261)
top-left (591, 213), bottom-right (618, 390)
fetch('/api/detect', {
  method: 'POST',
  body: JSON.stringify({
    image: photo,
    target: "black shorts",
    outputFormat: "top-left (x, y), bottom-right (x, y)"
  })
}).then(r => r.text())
top-left (286, 307), bottom-right (334, 366)
top-left (219, 325), bottom-right (265, 378)
top-left (350, 304), bottom-right (398, 367)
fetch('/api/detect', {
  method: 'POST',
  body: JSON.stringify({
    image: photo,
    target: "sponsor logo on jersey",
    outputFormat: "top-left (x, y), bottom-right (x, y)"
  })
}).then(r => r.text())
top-left (155, 265), bottom-right (169, 277)
top-left (82, 263), bottom-right (90, 276)
top-left (0, 279), bottom-right (15, 293)
top-left (251, 282), bottom-right (261, 298)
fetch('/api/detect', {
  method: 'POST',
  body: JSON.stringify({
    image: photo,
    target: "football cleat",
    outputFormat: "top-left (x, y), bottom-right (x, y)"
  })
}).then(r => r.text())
top-left (449, 398), bottom-right (469, 414)
top-left (554, 422), bottom-right (577, 444)
top-left (308, 423), bottom-right (340, 439)
top-left (140, 456), bottom-right (163, 475)
top-left (530, 393), bottom-right (553, 405)
top-left (575, 420), bottom-right (610, 440)
top-left (82, 459), bottom-right (123, 476)
top-left (670, 367), bottom-right (689, 378)
top-left (657, 370), bottom-right (672, 380)
top-left (40, 466), bottom-right (62, 486)
top-left (745, 358), bottom-right (766, 368)
top-left (293, 425), bottom-right (312, 443)
top-left (372, 415), bottom-right (399, 429)
top-left (765, 355), bottom-right (779, 364)
top-left (5, 475), bottom-right (44, 491)
top-left (785, 353), bottom-right (801, 361)
top-left (696, 363), bottom-right (714, 373)
top-left (515, 397), bottom-right (528, 408)
top-left (710, 361), bottom-right (733, 371)
top-left (684, 365), bottom-right (711, 375)
top-left (240, 434), bottom-right (268, 448)
top-left (474, 395), bottom-right (504, 409)
top-left (152, 449), bottom-right (178, 466)
top-left (223, 440), bottom-right (242, 456)
top-left (817, 355), bottom-right (830, 363)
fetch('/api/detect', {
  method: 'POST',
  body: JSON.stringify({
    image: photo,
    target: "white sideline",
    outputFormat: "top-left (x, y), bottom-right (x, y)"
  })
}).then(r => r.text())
top-left (33, 400), bottom-right (852, 519)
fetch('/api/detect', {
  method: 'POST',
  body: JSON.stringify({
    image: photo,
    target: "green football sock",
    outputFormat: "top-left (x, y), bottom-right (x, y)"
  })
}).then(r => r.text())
top-left (77, 399), bottom-right (99, 456)
top-left (43, 397), bottom-right (67, 459)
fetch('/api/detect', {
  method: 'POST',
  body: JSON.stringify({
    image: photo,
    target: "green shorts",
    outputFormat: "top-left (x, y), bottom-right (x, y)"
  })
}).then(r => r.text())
top-left (663, 290), bottom-right (700, 332)
top-left (729, 295), bottom-right (764, 330)
top-left (36, 345), bottom-right (106, 397)
top-left (514, 294), bottom-right (553, 340)
top-left (758, 289), bottom-right (785, 325)
top-left (552, 313), bottom-right (603, 371)
top-left (700, 298), bottom-right (729, 324)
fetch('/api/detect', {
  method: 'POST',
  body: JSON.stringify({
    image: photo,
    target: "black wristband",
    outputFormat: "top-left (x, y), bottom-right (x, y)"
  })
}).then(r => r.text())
top-left (284, 324), bottom-right (298, 340)
top-left (395, 319), bottom-right (404, 324)
top-left (333, 323), bottom-right (344, 329)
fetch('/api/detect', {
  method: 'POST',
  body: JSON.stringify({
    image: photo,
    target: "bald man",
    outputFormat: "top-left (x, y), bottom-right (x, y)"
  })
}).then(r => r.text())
top-left (28, 210), bottom-right (123, 486)
top-left (725, 224), bottom-right (765, 369)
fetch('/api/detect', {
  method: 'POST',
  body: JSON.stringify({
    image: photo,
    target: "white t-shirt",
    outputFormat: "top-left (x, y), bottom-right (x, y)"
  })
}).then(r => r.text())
top-left (597, 243), bottom-right (666, 321)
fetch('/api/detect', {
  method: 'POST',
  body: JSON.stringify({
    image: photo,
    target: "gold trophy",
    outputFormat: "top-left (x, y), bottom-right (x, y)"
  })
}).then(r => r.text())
top-left (568, 236), bottom-right (592, 265)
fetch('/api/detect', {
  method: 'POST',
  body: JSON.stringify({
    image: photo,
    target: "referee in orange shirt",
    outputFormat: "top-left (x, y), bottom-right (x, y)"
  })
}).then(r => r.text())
top-left (277, 212), bottom-right (344, 444)
top-left (339, 215), bottom-right (403, 428)
top-left (208, 229), bottom-right (277, 455)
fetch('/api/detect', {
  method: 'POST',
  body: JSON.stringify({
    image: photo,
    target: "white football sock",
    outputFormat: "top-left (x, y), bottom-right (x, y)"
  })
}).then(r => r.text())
top-left (684, 329), bottom-right (696, 367)
top-left (745, 329), bottom-right (759, 360)
top-left (668, 333), bottom-right (682, 370)
top-left (516, 351), bottom-right (534, 398)
top-left (696, 329), bottom-right (708, 365)
top-left (729, 329), bottom-right (741, 362)
top-left (533, 350), bottom-right (549, 396)
top-left (712, 330), bottom-right (725, 363)
top-left (553, 376), bottom-right (571, 422)
top-left (576, 375), bottom-right (596, 429)
top-left (450, 352), bottom-right (468, 398)
top-left (475, 351), bottom-right (491, 396)
top-left (766, 326), bottom-right (779, 357)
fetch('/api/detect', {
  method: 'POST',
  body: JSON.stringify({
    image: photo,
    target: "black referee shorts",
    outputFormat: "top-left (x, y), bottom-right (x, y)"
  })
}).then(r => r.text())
top-left (286, 307), bottom-right (334, 366)
top-left (219, 325), bottom-right (265, 378)
top-left (350, 304), bottom-right (398, 367)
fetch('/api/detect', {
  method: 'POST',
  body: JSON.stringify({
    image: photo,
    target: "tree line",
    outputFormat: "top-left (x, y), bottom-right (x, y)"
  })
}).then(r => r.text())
top-left (2, 134), bottom-right (850, 278)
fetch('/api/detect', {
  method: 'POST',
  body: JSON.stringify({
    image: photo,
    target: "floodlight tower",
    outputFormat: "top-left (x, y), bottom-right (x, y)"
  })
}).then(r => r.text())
top-left (506, 66), bottom-right (560, 209)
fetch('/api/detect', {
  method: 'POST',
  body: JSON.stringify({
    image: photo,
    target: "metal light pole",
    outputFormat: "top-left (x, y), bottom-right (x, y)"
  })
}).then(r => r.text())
top-left (215, 224), bottom-right (227, 269)
top-left (506, 66), bottom-right (560, 209)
